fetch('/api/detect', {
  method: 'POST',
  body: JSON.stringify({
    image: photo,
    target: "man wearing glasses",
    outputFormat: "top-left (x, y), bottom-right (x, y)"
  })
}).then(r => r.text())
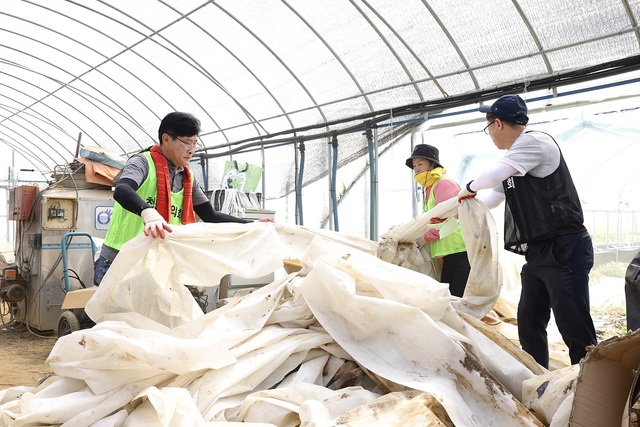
top-left (94, 111), bottom-right (249, 286)
top-left (457, 95), bottom-right (597, 369)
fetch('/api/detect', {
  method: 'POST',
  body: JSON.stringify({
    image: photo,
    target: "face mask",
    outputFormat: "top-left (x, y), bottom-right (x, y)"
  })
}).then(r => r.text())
top-left (414, 167), bottom-right (445, 187)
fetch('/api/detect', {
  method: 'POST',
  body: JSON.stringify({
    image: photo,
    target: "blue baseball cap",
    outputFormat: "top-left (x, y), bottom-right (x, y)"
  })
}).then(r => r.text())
top-left (479, 94), bottom-right (529, 125)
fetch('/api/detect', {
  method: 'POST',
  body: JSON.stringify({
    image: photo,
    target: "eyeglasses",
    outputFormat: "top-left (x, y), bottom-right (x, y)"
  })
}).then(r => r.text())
top-left (483, 120), bottom-right (496, 135)
top-left (173, 136), bottom-right (200, 150)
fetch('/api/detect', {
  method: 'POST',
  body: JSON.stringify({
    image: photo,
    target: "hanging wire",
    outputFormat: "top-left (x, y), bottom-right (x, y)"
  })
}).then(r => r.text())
top-left (329, 133), bottom-right (339, 231)
top-left (296, 139), bottom-right (305, 225)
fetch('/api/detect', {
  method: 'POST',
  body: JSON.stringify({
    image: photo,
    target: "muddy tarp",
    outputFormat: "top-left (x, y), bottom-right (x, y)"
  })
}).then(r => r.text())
top-left (0, 211), bottom-right (547, 426)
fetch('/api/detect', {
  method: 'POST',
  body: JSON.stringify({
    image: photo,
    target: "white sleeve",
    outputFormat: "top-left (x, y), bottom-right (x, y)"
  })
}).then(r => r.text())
top-left (502, 132), bottom-right (559, 178)
top-left (468, 162), bottom-right (519, 192)
top-left (478, 188), bottom-right (505, 210)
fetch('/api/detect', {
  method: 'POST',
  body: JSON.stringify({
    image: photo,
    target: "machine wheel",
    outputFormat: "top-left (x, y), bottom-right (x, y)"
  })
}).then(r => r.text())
top-left (58, 311), bottom-right (81, 337)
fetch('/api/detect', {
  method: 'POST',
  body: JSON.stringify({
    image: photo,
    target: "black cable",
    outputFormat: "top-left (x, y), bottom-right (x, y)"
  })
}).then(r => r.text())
top-left (58, 269), bottom-right (86, 293)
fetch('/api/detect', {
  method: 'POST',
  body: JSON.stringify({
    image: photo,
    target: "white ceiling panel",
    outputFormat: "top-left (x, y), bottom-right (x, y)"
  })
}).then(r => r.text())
top-left (0, 0), bottom-right (637, 197)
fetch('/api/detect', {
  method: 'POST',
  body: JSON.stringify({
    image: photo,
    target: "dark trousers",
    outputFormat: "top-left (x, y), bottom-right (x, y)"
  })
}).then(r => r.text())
top-left (518, 231), bottom-right (597, 368)
top-left (93, 255), bottom-right (113, 286)
top-left (440, 251), bottom-right (471, 298)
top-left (625, 251), bottom-right (640, 332)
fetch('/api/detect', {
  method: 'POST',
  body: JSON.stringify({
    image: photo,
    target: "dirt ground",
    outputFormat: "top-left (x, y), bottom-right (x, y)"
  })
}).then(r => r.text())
top-left (0, 321), bottom-right (56, 389)
top-left (0, 274), bottom-right (629, 391)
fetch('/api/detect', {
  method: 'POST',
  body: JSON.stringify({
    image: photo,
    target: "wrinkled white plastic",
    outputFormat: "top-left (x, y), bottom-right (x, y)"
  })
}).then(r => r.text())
top-left (0, 220), bottom-right (548, 426)
top-left (86, 222), bottom-right (284, 328)
top-left (379, 197), bottom-right (502, 318)
top-left (298, 243), bottom-right (538, 426)
top-left (522, 365), bottom-right (578, 425)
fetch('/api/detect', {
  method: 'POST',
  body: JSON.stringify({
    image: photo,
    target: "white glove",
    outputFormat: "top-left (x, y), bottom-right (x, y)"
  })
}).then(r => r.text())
top-left (457, 180), bottom-right (477, 203)
top-left (141, 208), bottom-right (172, 238)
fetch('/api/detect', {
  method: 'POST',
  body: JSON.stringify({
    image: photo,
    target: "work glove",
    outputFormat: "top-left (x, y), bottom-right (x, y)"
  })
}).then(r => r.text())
top-left (141, 208), bottom-right (173, 238)
top-left (457, 180), bottom-right (477, 203)
top-left (423, 228), bottom-right (440, 243)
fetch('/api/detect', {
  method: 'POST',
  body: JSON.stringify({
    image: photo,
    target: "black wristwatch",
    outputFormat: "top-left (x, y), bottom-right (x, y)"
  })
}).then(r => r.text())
top-left (466, 180), bottom-right (476, 193)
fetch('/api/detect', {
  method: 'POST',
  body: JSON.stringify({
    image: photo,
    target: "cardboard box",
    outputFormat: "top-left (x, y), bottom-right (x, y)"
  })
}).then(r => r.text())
top-left (570, 329), bottom-right (640, 426)
top-left (61, 287), bottom-right (98, 309)
top-left (283, 258), bottom-right (301, 274)
top-left (0, 241), bottom-right (15, 269)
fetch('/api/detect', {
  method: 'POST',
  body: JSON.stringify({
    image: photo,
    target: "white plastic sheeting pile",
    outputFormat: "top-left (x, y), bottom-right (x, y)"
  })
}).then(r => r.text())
top-left (0, 200), bottom-right (558, 426)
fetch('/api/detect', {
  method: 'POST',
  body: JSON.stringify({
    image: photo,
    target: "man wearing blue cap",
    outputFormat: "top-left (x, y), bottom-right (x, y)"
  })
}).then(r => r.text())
top-left (457, 94), bottom-right (597, 369)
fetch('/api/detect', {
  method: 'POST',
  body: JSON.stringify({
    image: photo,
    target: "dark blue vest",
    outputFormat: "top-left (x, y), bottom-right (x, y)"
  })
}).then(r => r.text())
top-left (502, 132), bottom-right (586, 255)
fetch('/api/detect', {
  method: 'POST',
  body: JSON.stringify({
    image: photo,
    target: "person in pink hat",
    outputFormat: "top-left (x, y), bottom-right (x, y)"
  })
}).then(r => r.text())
top-left (406, 144), bottom-right (470, 297)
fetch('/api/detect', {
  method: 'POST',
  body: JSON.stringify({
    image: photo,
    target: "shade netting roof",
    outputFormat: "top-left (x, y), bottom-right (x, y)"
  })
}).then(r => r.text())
top-left (1, 0), bottom-right (639, 199)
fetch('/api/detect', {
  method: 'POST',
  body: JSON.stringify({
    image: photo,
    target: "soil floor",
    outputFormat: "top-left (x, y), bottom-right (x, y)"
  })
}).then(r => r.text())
top-left (0, 321), bottom-right (56, 389)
